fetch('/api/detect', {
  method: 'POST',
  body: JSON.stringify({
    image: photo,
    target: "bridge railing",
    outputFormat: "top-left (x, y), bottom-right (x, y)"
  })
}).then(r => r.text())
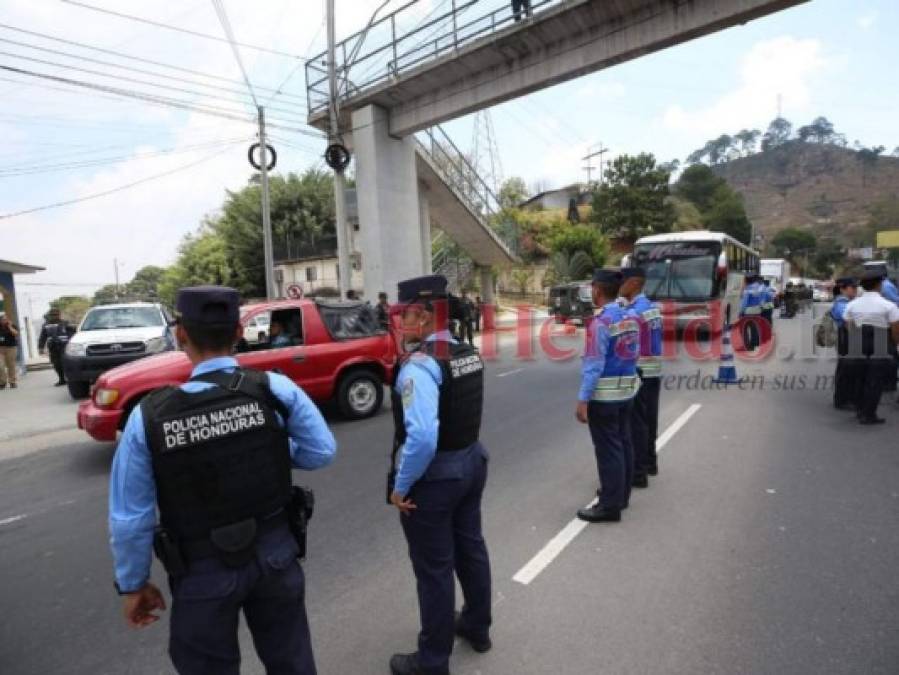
top-left (417, 124), bottom-right (521, 259)
top-left (306, 0), bottom-right (562, 115)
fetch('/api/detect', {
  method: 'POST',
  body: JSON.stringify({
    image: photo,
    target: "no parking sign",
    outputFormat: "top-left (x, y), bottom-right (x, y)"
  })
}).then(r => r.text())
top-left (286, 284), bottom-right (304, 300)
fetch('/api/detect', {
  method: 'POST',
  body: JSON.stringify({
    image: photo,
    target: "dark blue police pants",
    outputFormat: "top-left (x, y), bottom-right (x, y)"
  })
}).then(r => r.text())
top-left (168, 526), bottom-right (316, 675)
top-left (400, 444), bottom-right (492, 673)
top-left (631, 377), bottom-right (660, 478)
top-left (588, 400), bottom-right (634, 511)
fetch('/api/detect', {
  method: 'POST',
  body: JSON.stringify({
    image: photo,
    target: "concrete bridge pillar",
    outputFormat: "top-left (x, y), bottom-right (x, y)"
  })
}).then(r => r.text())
top-left (418, 187), bottom-right (432, 275)
top-left (351, 104), bottom-right (424, 302)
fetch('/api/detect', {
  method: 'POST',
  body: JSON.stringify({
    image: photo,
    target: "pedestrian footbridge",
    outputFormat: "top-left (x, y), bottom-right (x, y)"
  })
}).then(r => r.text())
top-left (306, 0), bottom-right (807, 299)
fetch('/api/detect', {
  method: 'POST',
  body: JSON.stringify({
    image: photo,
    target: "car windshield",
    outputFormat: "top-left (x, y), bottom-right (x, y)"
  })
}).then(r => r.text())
top-left (577, 284), bottom-right (592, 302)
top-left (636, 242), bottom-right (719, 300)
top-left (81, 307), bottom-right (163, 330)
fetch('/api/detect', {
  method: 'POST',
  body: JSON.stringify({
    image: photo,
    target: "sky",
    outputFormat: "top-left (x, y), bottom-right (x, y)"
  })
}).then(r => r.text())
top-left (1, 0), bottom-right (897, 319)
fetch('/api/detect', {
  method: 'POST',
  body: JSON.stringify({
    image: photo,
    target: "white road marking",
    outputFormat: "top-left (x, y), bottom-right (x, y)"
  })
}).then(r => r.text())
top-left (655, 403), bottom-right (701, 451)
top-left (512, 403), bottom-right (702, 586)
top-left (0, 514), bottom-right (28, 527)
top-left (496, 368), bottom-right (524, 378)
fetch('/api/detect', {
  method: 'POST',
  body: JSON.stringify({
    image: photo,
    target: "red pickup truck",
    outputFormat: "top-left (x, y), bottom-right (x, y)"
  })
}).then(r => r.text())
top-left (77, 299), bottom-right (397, 442)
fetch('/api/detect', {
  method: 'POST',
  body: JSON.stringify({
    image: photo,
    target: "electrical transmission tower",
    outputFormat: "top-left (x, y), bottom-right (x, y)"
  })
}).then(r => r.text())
top-left (471, 109), bottom-right (504, 203)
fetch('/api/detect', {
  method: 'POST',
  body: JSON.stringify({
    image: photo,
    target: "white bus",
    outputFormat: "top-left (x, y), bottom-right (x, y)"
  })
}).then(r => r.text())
top-left (626, 231), bottom-right (760, 333)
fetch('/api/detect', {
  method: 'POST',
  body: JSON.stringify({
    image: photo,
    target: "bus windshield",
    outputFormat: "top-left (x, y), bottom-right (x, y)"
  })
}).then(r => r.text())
top-left (634, 241), bottom-right (721, 300)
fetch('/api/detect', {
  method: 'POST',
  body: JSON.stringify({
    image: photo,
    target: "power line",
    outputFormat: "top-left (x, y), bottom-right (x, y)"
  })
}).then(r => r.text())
top-left (0, 143), bottom-right (241, 220)
top-left (0, 64), bottom-right (324, 137)
top-left (0, 36), bottom-right (308, 114)
top-left (210, 0), bottom-right (258, 107)
top-left (0, 49), bottom-right (307, 122)
top-left (0, 23), bottom-right (308, 103)
top-left (0, 137), bottom-right (251, 177)
top-left (59, 0), bottom-right (307, 60)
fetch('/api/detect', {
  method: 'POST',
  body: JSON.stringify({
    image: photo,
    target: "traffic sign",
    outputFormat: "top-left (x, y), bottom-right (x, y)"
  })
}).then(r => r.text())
top-left (286, 284), bottom-right (304, 299)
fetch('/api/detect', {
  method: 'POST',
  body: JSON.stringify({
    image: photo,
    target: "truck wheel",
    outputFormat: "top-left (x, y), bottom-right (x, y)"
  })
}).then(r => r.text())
top-left (67, 380), bottom-right (90, 400)
top-left (337, 370), bottom-right (383, 419)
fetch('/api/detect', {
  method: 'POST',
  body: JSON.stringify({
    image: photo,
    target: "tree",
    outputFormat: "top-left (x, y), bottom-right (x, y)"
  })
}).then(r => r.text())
top-left (92, 284), bottom-right (121, 305)
top-left (658, 159), bottom-right (680, 175)
top-left (708, 134), bottom-right (734, 164)
top-left (213, 170), bottom-right (335, 298)
top-left (550, 223), bottom-right (608, 266)
top-left (126, 265), bottom-right (167, 300)
top-left (734, 129), bottom-right (761, 156)
top-left (498, 177), bottom-right (529, 209)
top-left (797, 116), bottom-right (836, 144)
top-left (675, 164), bottom-right (725, 212)
top-left (703, 187), bottom-right (752, 244)
top-left (856, 145), bottom-right (886, 187)
top-left (591, 153), bottom-right (675, 240)
top-left (509, 268), bottom-right (535, 295)
top-left (761, 116), bottom-right (793, 151)
top-left (811, 238), bottom-right (844, 278)
top-left (546, 250), bottom-right (594, 286)
top-left (771, 228), bottom-right (816, 261)
top-left (49, 296), bottom-right (91, 323)
top-left (157, 226), bottom-right (230, 306)
top-left (669, 197), bottom-right (704, 231)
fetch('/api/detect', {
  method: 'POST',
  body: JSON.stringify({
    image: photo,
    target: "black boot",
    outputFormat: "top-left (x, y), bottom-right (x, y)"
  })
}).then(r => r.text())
top-left (577, 504), bottom-right (621, 523)
top-left (632, 474), bottom-right (649, 488)
top-left (455, 612), bottom-right (491, 653)
top-left (389, 653), bottom-right (449, 675)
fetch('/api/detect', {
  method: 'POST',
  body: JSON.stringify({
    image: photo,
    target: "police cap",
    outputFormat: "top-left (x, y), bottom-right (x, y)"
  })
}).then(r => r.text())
top-left (620, 267), bottom-right (646, 279)
top-left (861, 268), bottom-right (886, 282)
top-left (397, 275), bottom-right (448, 303)
top-left (174, 286), bottom-right (240, 325)
top-left (592, 269), bottom-right (622, 284)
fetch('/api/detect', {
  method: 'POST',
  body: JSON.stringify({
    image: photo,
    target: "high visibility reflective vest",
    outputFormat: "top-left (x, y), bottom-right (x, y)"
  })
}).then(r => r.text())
top-left (589, 304), bottom-right (640, 402)
top-left (741, 282), bottom-right (765, 316)
top-left (627, 294), bottom-right (663, 378)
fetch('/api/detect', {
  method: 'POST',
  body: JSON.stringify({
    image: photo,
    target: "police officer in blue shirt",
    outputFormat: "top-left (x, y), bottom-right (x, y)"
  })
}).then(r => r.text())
top-left (739, 274), bottom-right (765, 350)
top-left (387, 274), bottom-right (492, 675)
top-left (831, 277), bottom-right (859, 410)
top-left (619, 266), bottom-right (663, 485)
top-left (576, 269), bottom-right (641, 523)
top-left (109, 286), bottom-right (336, 675)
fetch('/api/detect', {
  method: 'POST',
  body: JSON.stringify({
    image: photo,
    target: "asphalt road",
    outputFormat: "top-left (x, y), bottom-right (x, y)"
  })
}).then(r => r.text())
top-left (1, 316), bottom-right (898, 674)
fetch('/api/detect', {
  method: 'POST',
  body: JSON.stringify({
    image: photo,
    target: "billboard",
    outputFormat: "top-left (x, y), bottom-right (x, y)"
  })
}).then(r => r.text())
top-left (876, 231), bottom-right (899, 248)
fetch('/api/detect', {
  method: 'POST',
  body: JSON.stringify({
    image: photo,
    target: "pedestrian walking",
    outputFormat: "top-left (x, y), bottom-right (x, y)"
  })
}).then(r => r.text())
top-left (459, 291), bottom-right (475, 346)
top-left (38, 308), bottom-right (75, 386)
top-left (0, 314), bottom-right (20, 389)
top-left (576, 269), bottom-right (640, 523)
top-left (511, 0), bottom-right (531, 22)
top-left (387, 274), bottom-right (492, 675)
top-left (109, 286), bottom-right (336, 674)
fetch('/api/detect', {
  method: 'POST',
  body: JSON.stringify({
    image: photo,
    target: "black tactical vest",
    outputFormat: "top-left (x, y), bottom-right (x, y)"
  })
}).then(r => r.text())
top-left (392, 340), bottom-right (484, 454)
top-left (141, 369), bottom-right (292, 541)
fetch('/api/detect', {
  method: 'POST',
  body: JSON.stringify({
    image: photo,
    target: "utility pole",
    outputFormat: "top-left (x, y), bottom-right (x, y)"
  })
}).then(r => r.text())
top-left (257, 106), bottom-right (276, 300)
top-left (113, 257), bottom-right (120, 299)
top-left (582, 144), bottom-right (608, 187)
top-left (327, 0), bottom-right (352, 299)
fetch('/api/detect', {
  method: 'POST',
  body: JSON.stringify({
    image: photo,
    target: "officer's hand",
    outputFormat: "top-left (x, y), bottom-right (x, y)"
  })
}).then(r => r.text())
top-left (122, 582), bottom-right (167, 628)
top-left (576, 401), bottom-right (589, 424)
top-left (390, 491), bottom-right (417, 516)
